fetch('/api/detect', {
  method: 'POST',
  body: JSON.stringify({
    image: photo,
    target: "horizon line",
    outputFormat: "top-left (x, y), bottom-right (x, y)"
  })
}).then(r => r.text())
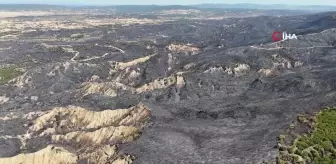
top-left (0, 3), bottom-right (335, 7)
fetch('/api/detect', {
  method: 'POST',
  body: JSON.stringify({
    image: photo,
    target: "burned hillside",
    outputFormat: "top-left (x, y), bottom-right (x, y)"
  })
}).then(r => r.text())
top-left (0, 6), bottom-right (336, 164)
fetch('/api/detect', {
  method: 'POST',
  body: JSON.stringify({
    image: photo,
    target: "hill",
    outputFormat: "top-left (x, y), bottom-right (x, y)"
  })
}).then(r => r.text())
top-left (0, 8), bottom-right (336, 164)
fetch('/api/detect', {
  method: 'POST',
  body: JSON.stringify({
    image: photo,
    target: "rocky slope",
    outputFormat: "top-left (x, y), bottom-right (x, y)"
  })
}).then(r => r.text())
top-left (0, 8), bottom-right (336, 164)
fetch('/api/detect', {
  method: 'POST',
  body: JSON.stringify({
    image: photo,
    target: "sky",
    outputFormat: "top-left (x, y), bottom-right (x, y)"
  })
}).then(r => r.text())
top-left (0, 0), bottom-right (335, 6)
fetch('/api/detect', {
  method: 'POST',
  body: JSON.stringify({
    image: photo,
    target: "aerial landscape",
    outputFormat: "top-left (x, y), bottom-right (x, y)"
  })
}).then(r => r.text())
top-left (0, 2), bottom-right (336, 164)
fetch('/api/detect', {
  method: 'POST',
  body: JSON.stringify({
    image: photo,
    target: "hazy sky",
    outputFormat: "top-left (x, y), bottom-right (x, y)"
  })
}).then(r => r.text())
top-left (0, 0), bottom-right (335, 6)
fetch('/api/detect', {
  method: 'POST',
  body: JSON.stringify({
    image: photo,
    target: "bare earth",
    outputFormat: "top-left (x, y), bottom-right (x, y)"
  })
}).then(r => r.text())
top-left (0, 7), bottom-right (336, 164)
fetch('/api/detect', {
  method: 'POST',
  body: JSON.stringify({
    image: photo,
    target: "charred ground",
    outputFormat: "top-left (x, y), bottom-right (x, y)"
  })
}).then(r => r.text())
top-left (0, 5), bottom-right (336, 164)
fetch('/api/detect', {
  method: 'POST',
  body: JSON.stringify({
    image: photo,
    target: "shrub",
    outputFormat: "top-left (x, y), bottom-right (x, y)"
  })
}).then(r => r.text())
top-left (277, 108), bottom-right (336, 163)
top-left (0, 66), bottom-right (23, 84)
top-left (298, 115), bottom-right (308, 123)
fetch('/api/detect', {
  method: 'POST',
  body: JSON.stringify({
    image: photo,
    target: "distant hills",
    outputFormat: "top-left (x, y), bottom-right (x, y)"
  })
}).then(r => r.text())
top-left (192, 3), bottom-right (336, 11)
top-left (0, 4), bottom-right (69, 10)
top-left (96, 5), bottom-right (197, 13)
top-left (0, 3), bottom-right (335, 13)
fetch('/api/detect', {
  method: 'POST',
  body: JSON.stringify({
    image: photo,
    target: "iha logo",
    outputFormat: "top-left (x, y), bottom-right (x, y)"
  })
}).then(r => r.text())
top-left (272, 31), bottom-right (297, 42)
